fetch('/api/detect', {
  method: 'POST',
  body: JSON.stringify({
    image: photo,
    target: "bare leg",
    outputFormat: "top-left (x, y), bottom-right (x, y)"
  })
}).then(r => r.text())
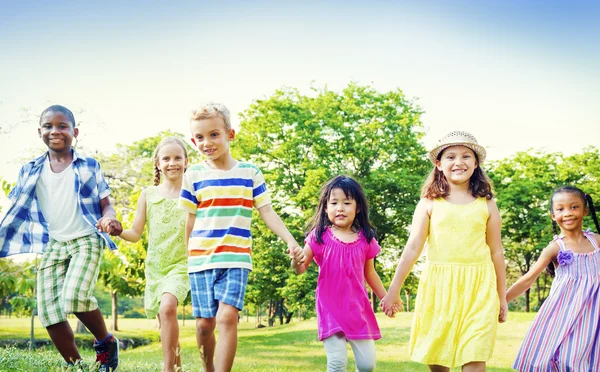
top-left (462, 361), bottom-right (486, 372)
top-left (196, 317), bottom-right (216, 372)
top-left (429, 365), bottom-right (450, 372)
top-left (159, 293), bottom-right (180, 372)
top-left (74, 308), bottom-right (109, 341)
top-left (215, 303), bottom-right (239, 372)
top-left (46, 321), bottom-right (81, 363)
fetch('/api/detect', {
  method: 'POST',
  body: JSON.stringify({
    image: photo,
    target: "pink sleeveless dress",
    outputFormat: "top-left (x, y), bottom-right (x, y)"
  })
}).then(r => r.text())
top-left (513, 230), bottom-right (600, 371)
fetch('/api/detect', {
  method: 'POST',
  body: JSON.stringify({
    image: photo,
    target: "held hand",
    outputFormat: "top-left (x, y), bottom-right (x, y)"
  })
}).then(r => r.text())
top-left (384, 302), bottom-right (403, 318)
top-left (97, 217), bottom-right (123, 236)
top-left (498, 299), bottom-right (508, 323)
top-left (289, 246), bottom-right (305, 264)
top-left (286, 242), bottom-right (300, 258)
top-left (380, 292), bottom-right (403, 317)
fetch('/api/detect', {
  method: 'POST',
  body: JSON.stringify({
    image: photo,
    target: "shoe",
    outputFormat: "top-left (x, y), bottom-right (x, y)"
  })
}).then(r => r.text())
top-left (94, 335), bottom-right (119, 371)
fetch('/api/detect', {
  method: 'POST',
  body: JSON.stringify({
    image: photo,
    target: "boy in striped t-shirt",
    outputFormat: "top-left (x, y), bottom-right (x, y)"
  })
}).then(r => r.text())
top-left (179, 103), bottom-right (300, 372)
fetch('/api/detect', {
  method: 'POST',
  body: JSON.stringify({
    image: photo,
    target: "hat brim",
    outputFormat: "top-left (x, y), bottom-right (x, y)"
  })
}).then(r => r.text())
top-left (428, 142), bottom-right (487, 164)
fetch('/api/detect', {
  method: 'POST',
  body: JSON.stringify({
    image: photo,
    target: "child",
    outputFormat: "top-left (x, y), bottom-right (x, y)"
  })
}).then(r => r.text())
top-left (0, 105), bottom-right (122, 371)
top-left (290, 175), bottom-right (396, 372)
top-left (178, 103), bottom-right (301, 372)
top-left (380, 130), bottom-right (507, 371)
top-left (507, 186), bottom-right (600, 371)
top-left (120, 136), bottom-right (190, 372)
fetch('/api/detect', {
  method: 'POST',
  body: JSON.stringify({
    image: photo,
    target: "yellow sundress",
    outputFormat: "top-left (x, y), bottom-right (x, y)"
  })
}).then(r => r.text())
top-left (409, 197), bottom-right (499, 367)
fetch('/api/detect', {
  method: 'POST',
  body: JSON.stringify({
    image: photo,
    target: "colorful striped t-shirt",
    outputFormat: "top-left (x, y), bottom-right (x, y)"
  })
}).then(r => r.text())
top-left (178, 161), bottom-right (271, 273)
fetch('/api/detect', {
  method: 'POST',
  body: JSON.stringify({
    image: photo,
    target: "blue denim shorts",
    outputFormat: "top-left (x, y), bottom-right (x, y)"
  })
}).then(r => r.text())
top-left (189, 268), bottom-right (249, 318)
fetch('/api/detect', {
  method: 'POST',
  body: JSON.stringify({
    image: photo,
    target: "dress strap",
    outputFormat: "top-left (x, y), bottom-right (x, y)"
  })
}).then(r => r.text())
top-left (583, 228), bottom-right (600, 250)
top-left (552, 235), bottom-right (567, 251)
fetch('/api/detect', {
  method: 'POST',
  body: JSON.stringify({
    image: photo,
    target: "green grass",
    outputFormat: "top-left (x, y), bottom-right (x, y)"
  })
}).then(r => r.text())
top-left (0, 312), bottom-right (535, 371)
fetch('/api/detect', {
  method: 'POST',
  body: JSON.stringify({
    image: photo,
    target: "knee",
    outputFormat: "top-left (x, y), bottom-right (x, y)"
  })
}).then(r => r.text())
top-left (196, 318), bottom-right (215, 337)
top-left (356, 359), bottom-right (376, 372)
top-left (216, 305), bottom-right (239, 327)
top-left (159, 301), bottom-right (177, 319)
top-left (327, 356), bottom-right (347, 372)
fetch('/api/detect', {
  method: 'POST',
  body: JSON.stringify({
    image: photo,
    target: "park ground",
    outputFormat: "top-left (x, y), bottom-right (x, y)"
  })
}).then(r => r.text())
top-left (0, 312), bottom-right (535, 371)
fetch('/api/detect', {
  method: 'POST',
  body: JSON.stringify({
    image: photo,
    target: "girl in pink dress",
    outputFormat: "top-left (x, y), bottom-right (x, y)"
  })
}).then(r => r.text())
top-left (290, 175), bottom-right (397, 372)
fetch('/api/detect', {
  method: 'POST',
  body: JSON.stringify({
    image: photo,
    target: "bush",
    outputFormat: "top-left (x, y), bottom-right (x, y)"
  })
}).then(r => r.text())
top-left (122, 308), bottom-right (145, 319)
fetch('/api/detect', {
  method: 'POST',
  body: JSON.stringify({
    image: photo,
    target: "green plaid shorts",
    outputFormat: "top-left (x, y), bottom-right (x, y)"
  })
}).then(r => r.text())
top-left (37, 233), bottom-right (104, 327)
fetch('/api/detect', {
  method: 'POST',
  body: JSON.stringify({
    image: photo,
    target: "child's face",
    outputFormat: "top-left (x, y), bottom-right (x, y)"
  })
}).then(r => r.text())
top-left (326, 188), bottom-right (358, 232)
top-left (190, 117), bottom-right (235, 162)
top-left (156, 143), bottom-right (187, 182)
top-left (435, 146), bottom-right (478, 185)
top-left (38, 111), bottom-right (78, 154)
top-left (551, 192), bottom-right (588, 233)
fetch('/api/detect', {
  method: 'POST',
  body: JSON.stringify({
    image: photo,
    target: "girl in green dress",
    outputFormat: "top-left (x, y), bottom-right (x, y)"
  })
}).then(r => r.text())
top-left (121, 137), bottom-right (190, 372)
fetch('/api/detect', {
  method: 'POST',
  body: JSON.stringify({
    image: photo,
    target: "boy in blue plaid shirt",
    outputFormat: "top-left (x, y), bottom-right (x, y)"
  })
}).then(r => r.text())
top-left (0, 105), bottom-right (121, 371)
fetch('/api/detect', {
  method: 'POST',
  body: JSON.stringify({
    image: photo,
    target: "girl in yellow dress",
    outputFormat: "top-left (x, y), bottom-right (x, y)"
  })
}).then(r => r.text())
top-left (381, 131), bottom-right (507, 371)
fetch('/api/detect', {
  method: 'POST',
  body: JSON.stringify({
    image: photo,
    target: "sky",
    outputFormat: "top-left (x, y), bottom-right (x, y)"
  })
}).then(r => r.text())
top-left (1, 0), bottom-right (599, 188)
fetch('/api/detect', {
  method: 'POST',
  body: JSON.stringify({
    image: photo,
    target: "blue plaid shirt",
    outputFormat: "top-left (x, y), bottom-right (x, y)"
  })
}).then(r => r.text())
top-left (0, 149), bottom-right (117, 257)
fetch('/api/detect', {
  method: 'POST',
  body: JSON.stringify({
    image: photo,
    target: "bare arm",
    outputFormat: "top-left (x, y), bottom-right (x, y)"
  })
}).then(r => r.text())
top-left (119, 189), bottom-right (147, 243)
top-left (185, 212), bottom-right (196, 255)
top-left (97, 196), bottom-right (123, 236)
top-left (291, 244), bottom-right (314, 274)
top-left (506, 242), bottom-right (559, 303)
top-left (364, 258), bottom-right (386, 300)
top-left (486, 199), bottom-right (508, 322)
top-left (380, 198), bottom-right (432, 313)
top-left (258, 204), bottom-right (300, 253)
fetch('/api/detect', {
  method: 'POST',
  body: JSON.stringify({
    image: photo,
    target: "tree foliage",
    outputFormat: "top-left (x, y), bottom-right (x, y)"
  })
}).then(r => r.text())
top-left (489, 147), bottom-right (600, 311)
top-left (234, 83), bottom-right (429, 318)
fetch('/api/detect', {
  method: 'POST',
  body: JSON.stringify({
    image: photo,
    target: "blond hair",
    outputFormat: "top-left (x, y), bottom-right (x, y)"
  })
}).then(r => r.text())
top-left (153, 136), bottom-right (188, 186)
top-left (190, 102), bottom-right (231, 131)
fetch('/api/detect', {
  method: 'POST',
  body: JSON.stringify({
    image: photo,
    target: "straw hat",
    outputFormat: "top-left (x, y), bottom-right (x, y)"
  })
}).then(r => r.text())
top-left (428, 130), bottom-right (486, 164)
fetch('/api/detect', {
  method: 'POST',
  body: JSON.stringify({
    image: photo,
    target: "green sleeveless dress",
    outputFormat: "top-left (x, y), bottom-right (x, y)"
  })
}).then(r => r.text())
top-left (144, 186), bottom-right (190, 318)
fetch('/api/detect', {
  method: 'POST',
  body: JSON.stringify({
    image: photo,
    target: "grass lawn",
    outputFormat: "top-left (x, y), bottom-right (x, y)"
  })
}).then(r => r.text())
top-left (0, 312), bottom-right (534, 371)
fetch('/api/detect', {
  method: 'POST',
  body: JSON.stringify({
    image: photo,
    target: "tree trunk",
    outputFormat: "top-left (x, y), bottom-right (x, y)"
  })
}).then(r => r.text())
top-left (404, 290), bottom-right (410, 312)
top-left (278, 299), bottom-right (284, 325)
top-left (111, 291), bottom-right (119, 331)
top-left (30, 257), bottom-right (39, 351)
top-left (29, 309), bottom-right (35, 351)
top-left (76, 320), bottom-right (88, 334)
top-left (525, 288), bottom-right (530, 312)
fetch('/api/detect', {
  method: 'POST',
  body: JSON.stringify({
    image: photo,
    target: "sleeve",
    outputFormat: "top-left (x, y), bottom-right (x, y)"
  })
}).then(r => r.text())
top-left (178, 172), bottom-right (199, 214)
top-left (8, 165), bottom-right (27, 203)
top-left (95, 161), bottom-right (111, 200)
top-left (252, 166), bottom-right (271, 209)
top-left (365, 237), bottom-right (381, 260)
top-left (304, 229), bottom-right (322, 266)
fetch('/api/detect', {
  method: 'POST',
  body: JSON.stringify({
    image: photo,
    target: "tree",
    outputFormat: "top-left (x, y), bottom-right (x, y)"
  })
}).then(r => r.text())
top-left (234, 83), bottom-right (429, 316)
top-left (489, 151), bottom-right (561, 311)
top-left (489, 147), bottom-right (599, 311)
top-left (0, 259), bottom-right (18, 314)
